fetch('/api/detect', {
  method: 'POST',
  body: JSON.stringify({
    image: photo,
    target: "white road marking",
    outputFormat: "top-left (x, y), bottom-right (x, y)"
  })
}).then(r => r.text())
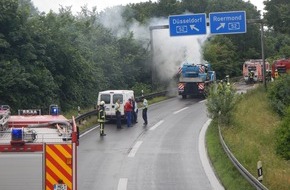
top-left (128, 141), bottom-right (143, 157)
top-left (80, 125), bottom-right (99, 138)
top-left (173, 107), bottom-right (188, 114)
top-left (199, 119), bottom-right (225, 190)
top-left (149, 120), bottom-right (164, 131)
top-left (117, 178), bottom-right (128, 190)
top-left (199, 99), bottom-right (207, 103)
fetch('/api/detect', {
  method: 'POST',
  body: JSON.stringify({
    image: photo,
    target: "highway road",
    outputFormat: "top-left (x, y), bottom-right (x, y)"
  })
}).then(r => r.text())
top-left (77, 97), bottom-right (221, 190)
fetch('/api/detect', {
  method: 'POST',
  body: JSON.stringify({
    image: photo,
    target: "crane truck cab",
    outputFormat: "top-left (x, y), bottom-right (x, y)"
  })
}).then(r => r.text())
top-left (97, 90), bottom-right (134, 120)
top-left (178, 62), bottom-right (216, 99)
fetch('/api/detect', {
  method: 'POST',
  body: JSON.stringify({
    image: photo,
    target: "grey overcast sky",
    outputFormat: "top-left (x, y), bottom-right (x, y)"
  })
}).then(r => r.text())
top-left (31, 0), bottom-right (265, 14)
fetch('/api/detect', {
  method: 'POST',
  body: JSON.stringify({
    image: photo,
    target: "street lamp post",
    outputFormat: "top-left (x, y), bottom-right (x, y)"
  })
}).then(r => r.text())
top-left (149, 25), bottom-right (169, 90)
top-left (247, 19), bottom-right (266, 90)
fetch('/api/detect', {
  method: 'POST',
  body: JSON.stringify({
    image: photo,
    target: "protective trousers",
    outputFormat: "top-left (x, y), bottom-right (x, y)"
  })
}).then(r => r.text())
top-left (100, 122), bottom-right (105, 136)
top-left (142, 108), bottom-right (147, 125)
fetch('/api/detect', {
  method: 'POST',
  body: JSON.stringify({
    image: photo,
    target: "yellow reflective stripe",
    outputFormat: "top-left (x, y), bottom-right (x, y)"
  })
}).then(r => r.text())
top-left (46, 159), bottom-right (72, 189)
top-left (46, 173), bottom-right (57, 190)
top-left (46, 146), bottom-right (72, 175)
top-left (55, 144), bottom-right (71, 158)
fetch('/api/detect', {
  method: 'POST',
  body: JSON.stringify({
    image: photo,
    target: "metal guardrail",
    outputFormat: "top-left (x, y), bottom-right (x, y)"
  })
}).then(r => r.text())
top-left (135, 90), bottom-right (168, 102)
top-left (75, 109), bottom-right (98, 124)
top-left (218, 125), bottom-right (268, 190)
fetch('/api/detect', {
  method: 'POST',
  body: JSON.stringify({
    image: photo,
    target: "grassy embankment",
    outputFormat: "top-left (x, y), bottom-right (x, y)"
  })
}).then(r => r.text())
top-left (206, 85), bottom-right (290, 189)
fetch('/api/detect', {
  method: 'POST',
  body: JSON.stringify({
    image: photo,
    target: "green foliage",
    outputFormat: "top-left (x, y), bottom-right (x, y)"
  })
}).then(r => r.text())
top-left (206, 82), bottom-right (237, 125)
top-left (265, 32), bottom-right (290, 60)
top-left (203, 36), bottom-right (240, 79)
top-left (267, 74), bottom-right (290, 117)
top-left (268, 74), bottom-right (290, 160)
top-left (131, 82), bottom-right (151, 97)
top-left (226, 86), bottom-right (290, 189)
top-left (264, 0), bottom-right (290, 34)
top-left (275, 106), bottom-right (290, 160)
top-left (0, 0), bottom-right (151, 113)
top-left (206, 120), bottom-right (255, 190)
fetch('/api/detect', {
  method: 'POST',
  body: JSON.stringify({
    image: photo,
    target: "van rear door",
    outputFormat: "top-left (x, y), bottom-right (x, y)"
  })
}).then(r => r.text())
top-left (112, 93), bottom-right (124, 116)
top-left (99, 93), bottom-right (112, 116)
top-left (99, 92), bottom-right (124, 119)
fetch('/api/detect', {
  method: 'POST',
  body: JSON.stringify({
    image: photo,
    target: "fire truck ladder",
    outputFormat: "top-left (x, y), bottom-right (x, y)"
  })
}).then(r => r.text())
top-left (0, 109), bottom-right (10, 131)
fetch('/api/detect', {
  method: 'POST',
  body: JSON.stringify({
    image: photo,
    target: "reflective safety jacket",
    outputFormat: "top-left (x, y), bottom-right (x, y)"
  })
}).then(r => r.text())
top-left (98, 107), bottom-right (106, 123)
top-left (143, 98), bottom-right (148, 109)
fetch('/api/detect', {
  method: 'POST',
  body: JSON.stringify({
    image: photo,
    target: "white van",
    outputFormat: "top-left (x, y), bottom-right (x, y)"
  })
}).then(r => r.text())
top-left (97, 90), bottom-right (134, 120)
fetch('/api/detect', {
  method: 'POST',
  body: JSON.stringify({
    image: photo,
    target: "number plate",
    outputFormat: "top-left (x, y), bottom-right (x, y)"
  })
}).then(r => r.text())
top-left (53, 184), bottom-right (67, 190)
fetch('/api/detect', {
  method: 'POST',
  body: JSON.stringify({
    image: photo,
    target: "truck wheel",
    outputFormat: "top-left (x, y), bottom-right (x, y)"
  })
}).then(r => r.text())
top-left (182, 95), bottom-right (186, 99)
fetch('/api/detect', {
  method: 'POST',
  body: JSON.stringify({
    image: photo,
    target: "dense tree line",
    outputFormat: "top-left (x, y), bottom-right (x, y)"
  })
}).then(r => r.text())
top-left (0, 0), bottom-right (150, 113)
top-left (0, 0), bottom-right (289, 113)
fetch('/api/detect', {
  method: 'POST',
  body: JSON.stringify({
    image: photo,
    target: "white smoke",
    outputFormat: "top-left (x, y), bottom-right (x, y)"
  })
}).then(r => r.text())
top-left (98, 5), bottom-right (210, 81)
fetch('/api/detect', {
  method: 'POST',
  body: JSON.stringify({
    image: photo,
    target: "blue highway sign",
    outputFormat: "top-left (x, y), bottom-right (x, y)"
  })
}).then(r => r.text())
top-left (209, 11), bottom-right (246, 35)
top-left (169, 14), bottom-right (207, 36)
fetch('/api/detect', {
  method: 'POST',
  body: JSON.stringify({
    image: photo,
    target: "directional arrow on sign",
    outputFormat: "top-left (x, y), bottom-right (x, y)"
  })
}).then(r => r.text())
top-left (209, 11), bottom-right (246, 34)
top-left (190, 25), bottom-right (199, 31)
top-left (169, 13), bottom-right (207, 36)
top-left (216, 23), bottom-right (225, 31)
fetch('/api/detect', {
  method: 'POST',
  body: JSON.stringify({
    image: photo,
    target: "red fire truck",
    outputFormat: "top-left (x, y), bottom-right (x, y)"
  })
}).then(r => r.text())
top-left (0, 105), bottom-right (79, 190)
top-left (271, 58), bottom-right (290, 79)
top-left (242, 59), bottom-right (270, 84)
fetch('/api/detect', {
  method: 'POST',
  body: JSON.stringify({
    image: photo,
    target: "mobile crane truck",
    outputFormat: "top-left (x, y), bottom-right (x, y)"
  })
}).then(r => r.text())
top-left (0, 105), bottom-right (79, 190)
top-left (178, 62), bottom-right (216, 98)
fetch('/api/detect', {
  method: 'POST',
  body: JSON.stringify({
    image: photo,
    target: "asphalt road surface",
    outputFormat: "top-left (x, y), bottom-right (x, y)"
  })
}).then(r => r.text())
top-left (77, 97), bottom-right (220, 190)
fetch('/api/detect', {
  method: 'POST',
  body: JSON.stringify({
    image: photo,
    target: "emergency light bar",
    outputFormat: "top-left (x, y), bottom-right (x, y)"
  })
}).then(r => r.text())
top-left (11, 128), bottom-right (23, 141)
top-left (49, 104), bottom-right (59, 116)
top-left (11, 127), bottom-right (37, 145)
top-left (11, 128), bottom-right (25, 145)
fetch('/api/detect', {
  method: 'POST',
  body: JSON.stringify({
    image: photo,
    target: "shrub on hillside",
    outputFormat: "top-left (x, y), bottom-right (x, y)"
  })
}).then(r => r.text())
top-left (268, 74), bottom-right (290, 117)
top-left (275, 106), bottom-right (290, 160)
top-left (206, 82), bottom-right (237, 125)
top-left (132, 82), bottom-right (151, 97)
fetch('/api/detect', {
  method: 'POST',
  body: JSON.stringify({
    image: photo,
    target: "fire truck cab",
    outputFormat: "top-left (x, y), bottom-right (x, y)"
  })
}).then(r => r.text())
top-left (243, 59), bottom-right (270, 84)
top-left (271, 58), bottom-right (290, 79)
top-left (0, 105), bottom-right (78, 190)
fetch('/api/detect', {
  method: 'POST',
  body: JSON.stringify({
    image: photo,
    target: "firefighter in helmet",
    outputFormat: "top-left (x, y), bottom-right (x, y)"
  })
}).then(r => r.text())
top-left (98, 101), bottom-right (106, 136)
top-left (274, 69), bottom-right (278, 79)
top-left (249, 70), bottom-right (254, 81)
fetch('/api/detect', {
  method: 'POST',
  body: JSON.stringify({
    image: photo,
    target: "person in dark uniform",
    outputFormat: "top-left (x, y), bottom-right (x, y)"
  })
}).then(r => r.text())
top-left (142, 97), bottom-right (148, 126)
top-left (98, 101), bottom-right (106, 136)
top-left (131, 97), bottom-right (138, 124)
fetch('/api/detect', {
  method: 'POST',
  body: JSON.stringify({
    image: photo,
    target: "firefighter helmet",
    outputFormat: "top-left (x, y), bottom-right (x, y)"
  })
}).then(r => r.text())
top-left (100, 101), bottom-right (105, 106)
